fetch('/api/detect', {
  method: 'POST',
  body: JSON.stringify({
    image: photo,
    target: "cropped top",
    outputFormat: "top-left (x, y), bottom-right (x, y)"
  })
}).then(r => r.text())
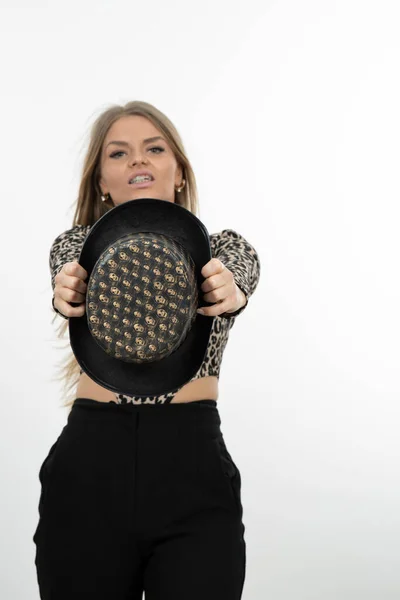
top-left (49, 224), bottom-right (261, 404)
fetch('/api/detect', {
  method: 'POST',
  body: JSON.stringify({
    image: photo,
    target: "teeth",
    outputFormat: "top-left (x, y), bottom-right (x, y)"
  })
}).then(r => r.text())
top-left (131, 175), bottom-right (152, 183)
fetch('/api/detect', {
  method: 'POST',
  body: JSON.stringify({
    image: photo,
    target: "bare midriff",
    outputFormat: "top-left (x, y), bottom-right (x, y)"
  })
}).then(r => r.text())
top-left (75, 372), bottom-right (219, 404)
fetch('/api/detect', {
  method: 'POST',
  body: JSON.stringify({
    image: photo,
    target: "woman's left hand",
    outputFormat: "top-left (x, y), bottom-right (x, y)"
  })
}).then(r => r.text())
top-left (197, 258), bottom-right (246, 316)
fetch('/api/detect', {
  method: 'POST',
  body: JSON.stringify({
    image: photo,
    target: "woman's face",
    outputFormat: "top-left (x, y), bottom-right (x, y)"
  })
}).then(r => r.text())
top-left (99, 115), bottom-right (183, 207)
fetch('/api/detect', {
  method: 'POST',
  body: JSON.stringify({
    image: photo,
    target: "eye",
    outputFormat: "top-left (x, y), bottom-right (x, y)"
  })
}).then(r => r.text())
top-left (149, 146), bottom-right (165, 154)
top-left (109, 147), bottom-right (165, 159)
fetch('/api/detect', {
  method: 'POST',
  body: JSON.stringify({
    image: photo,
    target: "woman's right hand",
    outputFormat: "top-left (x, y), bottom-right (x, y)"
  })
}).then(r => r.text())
top-left (53, 261), bottom-right (88, 318)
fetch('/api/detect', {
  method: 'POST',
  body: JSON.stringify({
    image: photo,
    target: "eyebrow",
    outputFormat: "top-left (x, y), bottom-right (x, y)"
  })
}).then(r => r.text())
top-left (106, 136), bottom-right (165, 148)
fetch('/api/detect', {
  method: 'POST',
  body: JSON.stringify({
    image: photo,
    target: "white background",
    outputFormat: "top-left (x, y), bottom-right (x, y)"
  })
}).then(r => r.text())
top-left (1, 1), bottom-right (399, 598)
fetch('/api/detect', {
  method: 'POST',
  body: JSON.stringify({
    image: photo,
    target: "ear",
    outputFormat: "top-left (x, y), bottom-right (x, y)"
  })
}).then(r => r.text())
top-left (175, 163), bottom-right (184, 186)
top-left (99, 176), bottom-right (108, 195)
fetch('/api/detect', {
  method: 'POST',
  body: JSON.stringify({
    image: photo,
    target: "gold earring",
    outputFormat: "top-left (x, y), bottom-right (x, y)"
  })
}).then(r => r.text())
top-left (175, 179), bottom-right (186, 193)
top-left (101, 193), bottom-right (111, 202)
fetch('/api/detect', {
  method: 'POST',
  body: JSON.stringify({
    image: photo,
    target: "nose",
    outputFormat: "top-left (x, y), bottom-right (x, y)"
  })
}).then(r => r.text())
top-left (129, 153), bottom-right (147, 166)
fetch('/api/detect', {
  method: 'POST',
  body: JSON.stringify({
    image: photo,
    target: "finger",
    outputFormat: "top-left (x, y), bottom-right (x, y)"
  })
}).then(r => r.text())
top-left (197, 299), bottom-right (229, 317)
top-left (200, 273), bottom-right (226, 293)
top-left (201, 266), bottom-right (233, 293)
top-left (55, 269), bottom-right (88, 295)
top-left (202, 284), bottom-right (230, 304)
top-left (56, 298), bottom-right (86, 318)
top-left (63, 261), bottom-right (88, 282)
top-left (200, 258), bottom-right (225, 279)
top-left (64, 275), bottom-right (88, 295)
top-left (58, 287), bottom-right (86, 304)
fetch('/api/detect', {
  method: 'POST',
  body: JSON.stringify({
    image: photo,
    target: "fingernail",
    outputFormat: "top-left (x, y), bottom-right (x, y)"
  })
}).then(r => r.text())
top-left (197, 308), bottom-right (205, 315)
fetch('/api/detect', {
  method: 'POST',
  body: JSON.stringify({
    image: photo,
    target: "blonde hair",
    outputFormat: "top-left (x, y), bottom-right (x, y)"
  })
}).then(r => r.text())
top-left (51, 100), bottom-right (199, 410)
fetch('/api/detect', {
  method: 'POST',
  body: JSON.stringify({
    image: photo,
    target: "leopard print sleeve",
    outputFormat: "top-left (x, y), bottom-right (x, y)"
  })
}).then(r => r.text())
top-left (209, 229), bottom-right (261, 318)
top-left (49, 224), bottom-right (91, 291)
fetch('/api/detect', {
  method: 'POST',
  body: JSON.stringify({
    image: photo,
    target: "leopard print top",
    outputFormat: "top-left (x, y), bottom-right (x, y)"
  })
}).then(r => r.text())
top-left (49, 225), bottom-right (260, 404)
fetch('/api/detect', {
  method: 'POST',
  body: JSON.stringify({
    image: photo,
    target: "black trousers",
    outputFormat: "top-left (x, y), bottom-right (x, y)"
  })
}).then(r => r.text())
top-left (33, 398), bottom-right (246, 599)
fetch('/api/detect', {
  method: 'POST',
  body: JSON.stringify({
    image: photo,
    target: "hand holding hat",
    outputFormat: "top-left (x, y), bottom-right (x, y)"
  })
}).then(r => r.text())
top-left (69, 198), bottom-right (218, 398)
top-left (197, 258), bottom-right (247, 316)
top-left (53, 262), bottom-right (88, 319)
top-left (55, 257), bottom-right (245, 320)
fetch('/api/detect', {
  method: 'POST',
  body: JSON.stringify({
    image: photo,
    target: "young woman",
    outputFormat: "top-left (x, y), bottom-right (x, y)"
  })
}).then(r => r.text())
top-left (33, 100), bottom-right (260, 600)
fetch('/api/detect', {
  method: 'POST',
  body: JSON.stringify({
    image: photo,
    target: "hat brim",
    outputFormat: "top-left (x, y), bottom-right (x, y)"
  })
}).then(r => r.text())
top-left (69, 198), bottom-right (215, 397)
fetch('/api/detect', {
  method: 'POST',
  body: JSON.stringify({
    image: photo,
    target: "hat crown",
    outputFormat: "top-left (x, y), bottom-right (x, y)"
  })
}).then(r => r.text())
top-left (86, 232), bottom-right (198, 363)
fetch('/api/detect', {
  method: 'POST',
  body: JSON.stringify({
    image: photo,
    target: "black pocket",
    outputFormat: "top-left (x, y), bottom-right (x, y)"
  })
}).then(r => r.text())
top-left (215, 436), bottom-right (243, 517)
top-left (33, 434), bottom-right (63, 544)
top-left (37, 428), bottom-right (67, 517)
top-left (38, 438), bottom-right (59, 485)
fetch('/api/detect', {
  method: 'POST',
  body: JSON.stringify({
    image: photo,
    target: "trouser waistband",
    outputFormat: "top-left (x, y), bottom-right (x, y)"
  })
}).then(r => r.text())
top-left (70, 397), bottom-right (221, 431)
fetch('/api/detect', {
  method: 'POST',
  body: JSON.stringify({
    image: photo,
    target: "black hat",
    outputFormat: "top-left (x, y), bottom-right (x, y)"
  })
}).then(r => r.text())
top-left (69, 198), bottom-right (215, 397)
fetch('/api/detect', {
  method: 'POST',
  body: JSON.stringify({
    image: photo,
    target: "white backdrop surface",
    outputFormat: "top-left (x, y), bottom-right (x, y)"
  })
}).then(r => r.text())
top-left (1, 1), bottom-right (399, 598)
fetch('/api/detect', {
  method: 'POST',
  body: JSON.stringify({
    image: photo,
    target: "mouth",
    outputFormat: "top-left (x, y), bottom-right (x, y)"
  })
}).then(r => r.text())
top-left (128, 179), bottom-right (155, 189)
top-left (128, 172), bottom-right (155, 189)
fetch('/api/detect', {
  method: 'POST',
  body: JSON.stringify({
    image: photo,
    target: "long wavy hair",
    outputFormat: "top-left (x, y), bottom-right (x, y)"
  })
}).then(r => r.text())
top-left (51, 101), bottom-right (199, 411)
